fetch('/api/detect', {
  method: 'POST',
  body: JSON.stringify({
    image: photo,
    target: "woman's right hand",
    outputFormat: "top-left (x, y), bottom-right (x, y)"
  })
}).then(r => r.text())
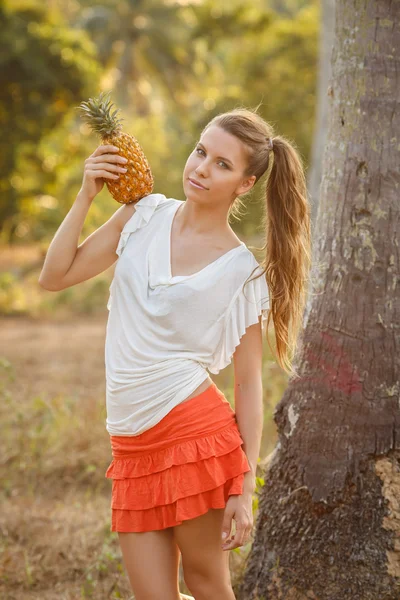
top-left (80, 144), bottom-right (129, 201)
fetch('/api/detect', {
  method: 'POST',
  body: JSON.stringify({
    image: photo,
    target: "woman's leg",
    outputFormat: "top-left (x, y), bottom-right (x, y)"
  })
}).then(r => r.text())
top-left (118, 527), bottom-right (182, 600)
top-left (172, 508), bottom-right (236, 600)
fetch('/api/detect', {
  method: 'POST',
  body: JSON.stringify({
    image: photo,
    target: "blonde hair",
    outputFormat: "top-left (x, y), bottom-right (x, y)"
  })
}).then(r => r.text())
top-left (202, 108), bottom-right (312, 378)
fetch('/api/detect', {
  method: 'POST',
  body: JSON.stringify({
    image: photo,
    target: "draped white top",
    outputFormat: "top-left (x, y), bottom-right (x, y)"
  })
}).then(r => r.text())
top-left (105, 193), bottom-right (270, 436)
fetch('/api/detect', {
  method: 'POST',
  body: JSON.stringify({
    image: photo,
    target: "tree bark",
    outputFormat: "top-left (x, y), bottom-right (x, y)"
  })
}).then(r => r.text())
top-left (240, 1), bottom-right (400, 598)
top-left (308, 0), bottom-right (335, 230)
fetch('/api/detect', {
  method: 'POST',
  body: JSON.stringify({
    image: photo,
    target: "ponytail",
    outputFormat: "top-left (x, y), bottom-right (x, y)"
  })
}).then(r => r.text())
top-left (262, 135), bottom-right (311, 377)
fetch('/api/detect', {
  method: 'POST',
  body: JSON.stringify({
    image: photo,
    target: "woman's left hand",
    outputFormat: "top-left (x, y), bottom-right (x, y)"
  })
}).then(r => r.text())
top-left (221, 491), bottom-right (254, 550)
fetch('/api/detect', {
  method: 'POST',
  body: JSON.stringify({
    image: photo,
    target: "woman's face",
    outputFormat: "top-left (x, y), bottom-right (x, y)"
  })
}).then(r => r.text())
top-left (182, 125), bottom-right (256, 207)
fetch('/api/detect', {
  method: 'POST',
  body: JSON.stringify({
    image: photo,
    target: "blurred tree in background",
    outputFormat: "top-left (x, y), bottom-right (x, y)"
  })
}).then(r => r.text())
top-left (72, 0), bottom-right (199, 112)
top-left (0, 0), bottom-right (318, 247)
top-left (0, 0), bottom-right (99, 242)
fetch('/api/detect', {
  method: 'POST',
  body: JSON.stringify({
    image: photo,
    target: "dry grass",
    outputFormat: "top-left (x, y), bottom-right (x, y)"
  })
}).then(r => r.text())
top-left (0, 493), bottom-right (126, 599)
top-left (1, 316), bottom-right (111, 496)
top-left (0, 316), bottom-right (136, 599)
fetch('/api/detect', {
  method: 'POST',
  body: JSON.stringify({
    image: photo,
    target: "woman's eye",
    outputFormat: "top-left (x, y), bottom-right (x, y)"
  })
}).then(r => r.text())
top-left (195, 148), bottom-right (228, 168)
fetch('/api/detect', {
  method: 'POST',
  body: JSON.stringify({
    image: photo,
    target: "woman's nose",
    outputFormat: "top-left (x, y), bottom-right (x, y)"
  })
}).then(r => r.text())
top-left (195, 164), bottom-right (208, 177)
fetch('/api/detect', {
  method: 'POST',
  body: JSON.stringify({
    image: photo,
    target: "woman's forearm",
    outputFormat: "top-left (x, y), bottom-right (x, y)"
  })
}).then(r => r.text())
top-left (38, 190), bottom-right (92, 289)
top-left (234, 378), bottom-right (264, 493)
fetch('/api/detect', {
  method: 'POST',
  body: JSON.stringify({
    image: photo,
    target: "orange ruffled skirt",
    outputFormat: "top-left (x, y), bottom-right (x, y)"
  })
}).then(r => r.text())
top-left (105, 381), bottom-right (251, 532)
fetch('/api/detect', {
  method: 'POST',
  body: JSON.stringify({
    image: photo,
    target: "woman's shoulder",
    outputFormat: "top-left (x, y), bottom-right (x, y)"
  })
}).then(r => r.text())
top-left (120, 193), bottom-right (182, 233)
top-left (229, 242), bottom-right (263, 274)
top-left (145, 193), bottom-right (183, 212)
top-left (132, 192), bottom-right (182, 215)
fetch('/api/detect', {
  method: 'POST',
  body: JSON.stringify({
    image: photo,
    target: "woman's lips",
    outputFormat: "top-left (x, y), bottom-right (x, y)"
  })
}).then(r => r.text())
top-left (189, 178), bottom-right (208, 190)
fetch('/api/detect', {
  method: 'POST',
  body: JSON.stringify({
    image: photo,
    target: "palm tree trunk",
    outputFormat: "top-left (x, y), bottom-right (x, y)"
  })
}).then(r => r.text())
top-left (240, 1), bottom-right (400, 598)
top-left (307, 0), bottom-right (335, 229)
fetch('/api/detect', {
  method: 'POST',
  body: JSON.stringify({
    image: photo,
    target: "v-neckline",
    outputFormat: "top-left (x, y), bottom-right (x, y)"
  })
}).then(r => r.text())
top-left (167, 202), bottom-right (246, 282)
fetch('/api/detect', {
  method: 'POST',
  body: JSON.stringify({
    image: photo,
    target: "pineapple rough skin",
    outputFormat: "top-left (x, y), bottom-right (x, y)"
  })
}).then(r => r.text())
top-left (103, 132), bottom-right (154, 204)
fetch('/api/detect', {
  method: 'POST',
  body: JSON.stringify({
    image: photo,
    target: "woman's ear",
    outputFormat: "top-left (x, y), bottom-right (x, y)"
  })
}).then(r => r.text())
top-left (236, 175), bottom-right (256, 196)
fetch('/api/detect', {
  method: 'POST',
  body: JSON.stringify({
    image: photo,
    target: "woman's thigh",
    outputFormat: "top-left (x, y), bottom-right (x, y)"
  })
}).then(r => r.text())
top-left (172, 508), bottom-right (233, 597)
top-left (118, 527), bottom-right (181, 600)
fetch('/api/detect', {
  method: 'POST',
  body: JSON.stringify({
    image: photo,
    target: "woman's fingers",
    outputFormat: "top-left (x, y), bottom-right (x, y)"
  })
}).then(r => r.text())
top-left (86, 169), bottom-right (120, 180)
top-left (81, 145), bottom-right (129, 198)
top-left (221, 508), bottom-right (234, 547)
top-left (90, 153), bottom-right (128, 165)
top-left (91, 144), bottom-right (120, 157)
top-left (222, 525), bottom-right (243, 550)
top-left (88, 162), bottom-right (127, 173)
top-left (222, 519), bottom-right (253, 550)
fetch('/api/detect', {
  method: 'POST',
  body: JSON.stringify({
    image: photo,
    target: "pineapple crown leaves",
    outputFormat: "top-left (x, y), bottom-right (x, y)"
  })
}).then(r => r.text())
top-left (77, 91), bottom-right (125, 136)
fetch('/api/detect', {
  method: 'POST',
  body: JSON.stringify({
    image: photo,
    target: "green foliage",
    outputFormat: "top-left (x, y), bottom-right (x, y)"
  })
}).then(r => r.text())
top-left (1, 1), bottom-right (99, 141)
top-left (1, 0), bottom-right (318, 251)
top-left (0, 0), bottom-right (100, 241)
top-left (71, 0), bottom-right (199, 111)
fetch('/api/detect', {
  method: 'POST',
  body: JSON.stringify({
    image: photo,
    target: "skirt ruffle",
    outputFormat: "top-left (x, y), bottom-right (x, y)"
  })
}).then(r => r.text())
top-left (105, 381), bottom-right (251, 532)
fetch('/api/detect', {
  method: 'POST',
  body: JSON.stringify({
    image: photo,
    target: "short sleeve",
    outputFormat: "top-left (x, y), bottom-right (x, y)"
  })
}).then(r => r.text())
top-left (208, 270), bottom-right (270, 374)
top-left (115, 193), bottom-right (168, 257)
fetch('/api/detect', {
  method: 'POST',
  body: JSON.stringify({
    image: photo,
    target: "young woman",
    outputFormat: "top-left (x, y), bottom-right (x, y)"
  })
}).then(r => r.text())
top-left (39, 108), bottom-right (311, 600)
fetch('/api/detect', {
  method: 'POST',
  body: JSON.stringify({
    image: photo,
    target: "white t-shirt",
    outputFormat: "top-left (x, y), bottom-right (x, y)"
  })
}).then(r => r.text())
top-left (105, 193), bottom-right (270, 436)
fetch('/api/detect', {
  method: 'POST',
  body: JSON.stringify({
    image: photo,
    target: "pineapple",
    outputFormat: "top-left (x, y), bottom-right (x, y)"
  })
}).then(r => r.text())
top-left (77, 91), bottom-right (154, 204)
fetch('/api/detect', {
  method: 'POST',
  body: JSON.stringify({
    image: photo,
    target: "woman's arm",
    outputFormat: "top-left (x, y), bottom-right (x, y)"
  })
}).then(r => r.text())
top-left (232, 318), bottom-right (264, 494)
top-left (38, 144), bottom-right (131, 291)
top-left (38, 190), bottom-right (93, 289)
top-left (38, 192), bottom-right (133, 291)
top-left (220, 318), bottom-right (264, 550)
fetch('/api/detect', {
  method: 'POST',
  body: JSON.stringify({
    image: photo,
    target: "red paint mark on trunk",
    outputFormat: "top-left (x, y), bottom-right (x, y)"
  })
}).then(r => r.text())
top-left (295, 331), bottom-right (363, 394)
